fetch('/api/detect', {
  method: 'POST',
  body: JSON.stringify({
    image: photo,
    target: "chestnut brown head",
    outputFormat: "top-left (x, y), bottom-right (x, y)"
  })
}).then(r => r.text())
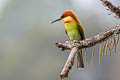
top-left (51, 10), bottom-right (80, 24)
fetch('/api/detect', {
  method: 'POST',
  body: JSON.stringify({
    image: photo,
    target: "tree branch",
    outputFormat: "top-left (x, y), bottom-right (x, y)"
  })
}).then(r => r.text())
top-left (57, 24), bottom-right (120, 79)
top-left (56, 24), bottom-right (120, 50)
top-left (60, 47), bottom-right (78, 79)
top-left (101, 0), bottom-right (120, 18)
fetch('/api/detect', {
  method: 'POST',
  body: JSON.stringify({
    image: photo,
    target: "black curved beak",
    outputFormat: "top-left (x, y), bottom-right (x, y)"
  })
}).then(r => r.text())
top-left (51, 18), bottom-right (61, 24)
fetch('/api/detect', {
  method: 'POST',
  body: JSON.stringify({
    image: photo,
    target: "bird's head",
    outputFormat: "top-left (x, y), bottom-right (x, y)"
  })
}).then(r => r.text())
top-left (51, 10), bottom-right (80, 24)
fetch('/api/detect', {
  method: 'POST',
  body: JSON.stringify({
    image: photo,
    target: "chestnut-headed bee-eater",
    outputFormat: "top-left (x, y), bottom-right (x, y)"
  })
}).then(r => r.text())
top-left (51, 10), bottom-right (85, 69)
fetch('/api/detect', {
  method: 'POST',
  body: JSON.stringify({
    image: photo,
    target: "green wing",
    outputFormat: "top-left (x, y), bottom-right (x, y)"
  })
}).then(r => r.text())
top-left (77, 23), bottom-right (85, 40)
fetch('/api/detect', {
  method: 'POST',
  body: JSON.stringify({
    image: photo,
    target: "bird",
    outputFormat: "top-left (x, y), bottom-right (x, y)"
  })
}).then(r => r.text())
top-left (51, 10), bottom-right (85, 69)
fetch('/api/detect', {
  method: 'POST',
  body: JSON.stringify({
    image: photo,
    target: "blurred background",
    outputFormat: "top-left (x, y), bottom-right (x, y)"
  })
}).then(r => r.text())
top-left (0, 0), bottom-right (120, 80)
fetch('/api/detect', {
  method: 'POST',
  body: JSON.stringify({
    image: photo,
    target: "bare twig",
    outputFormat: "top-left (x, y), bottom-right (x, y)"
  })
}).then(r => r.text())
top-left (60, 47), bottom-right (78, 79)
top-left (56, 24), bottom-right (120, 50)
top-left (57, 24), bottom-right (120, 79)
top-left (101, 0), bottom-right (120, 18)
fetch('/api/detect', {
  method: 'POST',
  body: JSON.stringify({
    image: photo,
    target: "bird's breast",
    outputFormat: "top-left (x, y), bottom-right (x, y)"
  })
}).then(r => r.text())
top-left (65, 23), bottom-right (81, 40)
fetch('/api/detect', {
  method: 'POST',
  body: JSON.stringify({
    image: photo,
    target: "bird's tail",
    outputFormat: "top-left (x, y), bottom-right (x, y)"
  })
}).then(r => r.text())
top-left (77, 49), bottom-right (84, 69)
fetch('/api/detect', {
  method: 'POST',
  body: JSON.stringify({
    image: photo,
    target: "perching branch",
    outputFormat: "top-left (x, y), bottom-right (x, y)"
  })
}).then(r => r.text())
top-left (101, 0), bottom-right (120, 18)
top-left (60, 47), bottom-right (78, 79)
top-left (56, 24), bottom-right (120, 50)
top-left (57, 24), bottom-right (120, 79)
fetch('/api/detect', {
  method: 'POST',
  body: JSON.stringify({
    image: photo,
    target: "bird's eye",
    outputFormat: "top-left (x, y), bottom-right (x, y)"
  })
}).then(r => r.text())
top-left (61, 15), bottom-right (68, 19)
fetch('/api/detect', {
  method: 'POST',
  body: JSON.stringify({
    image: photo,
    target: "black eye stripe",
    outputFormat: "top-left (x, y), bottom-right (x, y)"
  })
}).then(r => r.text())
top-left (61, 15), bottom-right (68, 18)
